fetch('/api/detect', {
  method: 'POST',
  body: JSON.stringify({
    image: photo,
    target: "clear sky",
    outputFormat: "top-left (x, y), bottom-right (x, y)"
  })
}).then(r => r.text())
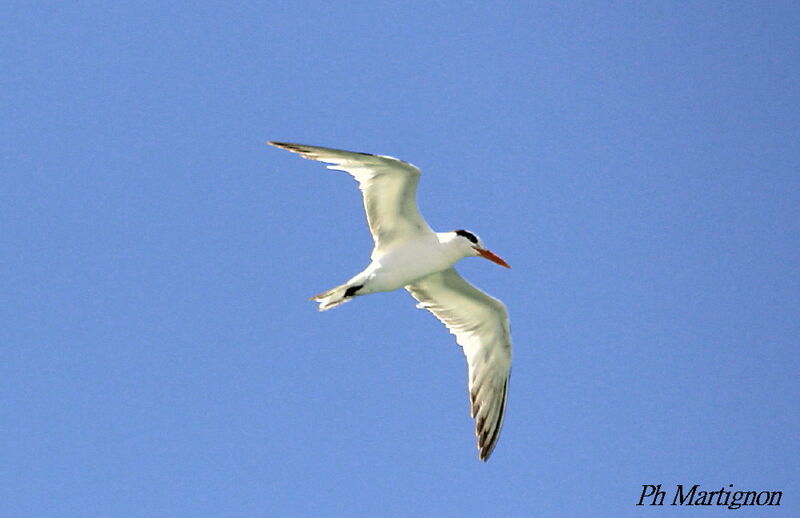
top-left (2, 2), bottom-right (798, 517)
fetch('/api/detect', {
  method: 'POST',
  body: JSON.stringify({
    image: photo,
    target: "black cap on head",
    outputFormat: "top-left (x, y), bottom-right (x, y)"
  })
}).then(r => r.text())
top-left (455, 229), bottom-right (479, 245)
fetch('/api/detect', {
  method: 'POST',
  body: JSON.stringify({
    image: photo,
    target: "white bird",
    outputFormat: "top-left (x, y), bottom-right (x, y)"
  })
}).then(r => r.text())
top-left (269, 142), bottom-right (512, 461)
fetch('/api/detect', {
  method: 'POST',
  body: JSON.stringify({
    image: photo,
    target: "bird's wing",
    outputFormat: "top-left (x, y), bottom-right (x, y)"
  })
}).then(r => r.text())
top-left (269, 142), bottom-right (434, 250)
top-left (405, 268), bottom-right (512, 461)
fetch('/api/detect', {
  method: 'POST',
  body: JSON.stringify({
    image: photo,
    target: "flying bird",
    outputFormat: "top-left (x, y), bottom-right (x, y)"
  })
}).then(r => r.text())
top-left (269, 142), bottom-right (512, 461)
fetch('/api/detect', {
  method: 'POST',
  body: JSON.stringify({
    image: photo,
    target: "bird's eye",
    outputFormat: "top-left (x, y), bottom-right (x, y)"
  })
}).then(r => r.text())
top-left (455, 229), bottom-right (479, 244)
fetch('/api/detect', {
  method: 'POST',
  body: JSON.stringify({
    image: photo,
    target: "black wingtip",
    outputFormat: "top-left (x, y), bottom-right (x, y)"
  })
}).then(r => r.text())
top-left (267, 141), bottom-right (317, 158)
top-left (267, 141), bottom-right (380, 159)
top-left (267, 141), bottom-right (296, 149)
top-left (475, 378), bottom-right (508, 462)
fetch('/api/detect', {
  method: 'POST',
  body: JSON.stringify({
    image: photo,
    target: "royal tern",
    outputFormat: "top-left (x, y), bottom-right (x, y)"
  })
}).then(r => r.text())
top-left (269, 142), bottom-right (512, 461)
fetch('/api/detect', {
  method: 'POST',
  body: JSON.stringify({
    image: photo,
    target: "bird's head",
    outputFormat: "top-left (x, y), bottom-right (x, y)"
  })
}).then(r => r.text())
top-left (452, 229), bottom-right (510, 268)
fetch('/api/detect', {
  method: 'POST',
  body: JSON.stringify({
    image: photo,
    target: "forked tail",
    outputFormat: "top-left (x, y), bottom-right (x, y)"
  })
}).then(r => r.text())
top-left (310, 282), bottom-right (363, 311)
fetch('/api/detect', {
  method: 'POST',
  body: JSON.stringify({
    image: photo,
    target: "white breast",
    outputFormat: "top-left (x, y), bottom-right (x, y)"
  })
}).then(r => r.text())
top-left (364, 235), bottom-right (459, 293)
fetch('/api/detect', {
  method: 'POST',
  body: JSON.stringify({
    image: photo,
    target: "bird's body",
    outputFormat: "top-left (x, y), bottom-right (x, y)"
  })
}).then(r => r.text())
top-left (269, 142), bottom-right (513, 461)
top-left (341, 232), bottom-right (467, 295)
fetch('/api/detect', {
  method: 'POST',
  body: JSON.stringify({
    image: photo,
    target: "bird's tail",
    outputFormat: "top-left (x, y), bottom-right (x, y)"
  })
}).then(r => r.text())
top-left (310, 282), bottom-right (362, 311)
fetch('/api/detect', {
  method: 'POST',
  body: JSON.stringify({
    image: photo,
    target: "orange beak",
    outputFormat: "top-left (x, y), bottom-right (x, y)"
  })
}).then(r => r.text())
top-left (476, 248), bottom-right (510, 268)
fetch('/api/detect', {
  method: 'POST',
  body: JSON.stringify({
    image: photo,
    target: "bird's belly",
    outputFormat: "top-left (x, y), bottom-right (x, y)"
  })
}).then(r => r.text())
top-left (366, 247), bottom-right (454, 293)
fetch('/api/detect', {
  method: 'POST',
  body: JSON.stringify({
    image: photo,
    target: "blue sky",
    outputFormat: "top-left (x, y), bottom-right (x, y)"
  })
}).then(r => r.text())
top-left (2, 2), bottom-right (798, 516)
